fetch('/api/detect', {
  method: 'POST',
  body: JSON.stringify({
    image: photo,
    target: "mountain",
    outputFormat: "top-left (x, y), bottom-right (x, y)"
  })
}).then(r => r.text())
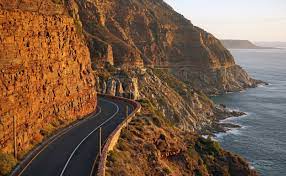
top-left (255, 41), bottom-right (286, 48)
top-left (221, 39), bottom-right (276, 49)
top-left (0, 0), bottom-right (259, 175)
top-left (68, 0), bottom-right (260, 95)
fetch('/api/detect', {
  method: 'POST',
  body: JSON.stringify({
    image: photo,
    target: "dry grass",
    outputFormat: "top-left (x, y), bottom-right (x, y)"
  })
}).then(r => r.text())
top-left (0, 153), bottom-right (17, 176)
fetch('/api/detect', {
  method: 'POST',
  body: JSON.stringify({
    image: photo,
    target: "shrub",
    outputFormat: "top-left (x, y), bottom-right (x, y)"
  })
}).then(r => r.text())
top-left (120, 128), bottom-right (132, 140)
top-left (195, 137), bottom-right (221, 156)
top-left (0, 153), bottom-right (17, 176)
top-left (40, 123), bottom-right (55, 137)
top-left (52, 0), bottom-right (63, 5)
top-left (32, 132), bottom-right (44, 145)
top-left (107, 151), bottom-right (117, 163)
top-left (163, 167), bottom-right (172, 174)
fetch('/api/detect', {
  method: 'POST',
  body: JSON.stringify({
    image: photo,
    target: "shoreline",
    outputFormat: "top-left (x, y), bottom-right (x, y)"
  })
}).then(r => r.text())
top-left (205, 81), bottom-right (268, 137)
top-left (200, 104), bottom-right (247, 136)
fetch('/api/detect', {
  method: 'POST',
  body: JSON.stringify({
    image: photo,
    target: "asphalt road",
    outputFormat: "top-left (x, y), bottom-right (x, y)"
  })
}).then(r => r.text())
top-left (15, 96), bottom-right (133, 176)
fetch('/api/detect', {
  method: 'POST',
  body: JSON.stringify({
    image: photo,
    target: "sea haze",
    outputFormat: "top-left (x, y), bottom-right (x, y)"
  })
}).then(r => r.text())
top-left (212, 49), bottom-right (286, 176)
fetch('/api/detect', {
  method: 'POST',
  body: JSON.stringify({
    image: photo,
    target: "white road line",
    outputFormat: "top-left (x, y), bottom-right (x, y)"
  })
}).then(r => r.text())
top-left (88, 104), bottom-right (132, 176)
top-left (17, 105), bottom-right (102, 176)
top-left (59, 99), bottom-right (120, 176)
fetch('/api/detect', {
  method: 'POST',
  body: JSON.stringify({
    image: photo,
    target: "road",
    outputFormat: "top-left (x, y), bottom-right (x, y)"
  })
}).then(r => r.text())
top-left (14, 96), bottom-right (133, 176)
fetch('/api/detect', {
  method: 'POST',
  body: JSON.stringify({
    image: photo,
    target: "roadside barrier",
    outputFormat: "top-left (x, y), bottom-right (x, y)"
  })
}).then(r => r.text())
top-left (97, 94), bottom-right (141, 176)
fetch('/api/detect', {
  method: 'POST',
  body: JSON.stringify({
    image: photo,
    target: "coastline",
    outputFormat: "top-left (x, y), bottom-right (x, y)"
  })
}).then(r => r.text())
top-left (205, 81), bottom-right (268, 137)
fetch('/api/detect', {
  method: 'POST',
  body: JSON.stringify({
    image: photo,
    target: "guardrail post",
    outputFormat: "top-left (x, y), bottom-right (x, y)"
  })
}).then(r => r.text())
top-left (13, 116), bottom-right (17, 159)
top-left (99, 127), bottom-right (102, 156)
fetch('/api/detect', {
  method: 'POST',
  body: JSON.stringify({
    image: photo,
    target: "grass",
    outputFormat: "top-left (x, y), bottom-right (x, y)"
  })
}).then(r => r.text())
top-left (0, 153), bottom-right (17, 176)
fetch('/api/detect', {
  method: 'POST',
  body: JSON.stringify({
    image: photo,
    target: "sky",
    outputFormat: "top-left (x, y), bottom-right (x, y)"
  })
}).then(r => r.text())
top-left (164, 0), bottom-right (286, 42)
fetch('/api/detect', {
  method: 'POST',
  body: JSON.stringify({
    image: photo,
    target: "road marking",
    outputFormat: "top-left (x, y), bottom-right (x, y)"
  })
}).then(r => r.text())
top-left (59, 99), bottom-right (120, 176)
top-left (88, 104), bottom-right (133, 176)
top-left (17, 105), bottom-right (102, 176)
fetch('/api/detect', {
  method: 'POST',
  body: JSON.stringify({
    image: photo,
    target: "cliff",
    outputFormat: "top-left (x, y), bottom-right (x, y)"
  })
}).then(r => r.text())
top-left (0, 0), bottom-right (259, 175)
top-left (0, 0), bottom-right (97, 159)
top-left (105, 96), bottom-right (258, 176)
top-left (221, 40), bottom-right (276, 49)
top-left (70, 0), bottom-right (260, 95)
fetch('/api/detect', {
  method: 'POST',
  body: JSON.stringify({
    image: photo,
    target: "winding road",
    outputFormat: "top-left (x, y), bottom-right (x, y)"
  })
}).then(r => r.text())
top-left (13, 96), bottom-right (133, 176)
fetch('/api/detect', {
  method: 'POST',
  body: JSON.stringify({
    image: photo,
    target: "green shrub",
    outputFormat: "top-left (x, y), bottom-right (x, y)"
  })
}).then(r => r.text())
top-left (195, 137), bottom-right (221, 156)
top-left (0, 153), bottom-right (17, 176)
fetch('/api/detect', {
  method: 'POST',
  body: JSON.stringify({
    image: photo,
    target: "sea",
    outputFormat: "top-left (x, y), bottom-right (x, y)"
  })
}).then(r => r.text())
top-left (211, 48), bottom-right (286, 176)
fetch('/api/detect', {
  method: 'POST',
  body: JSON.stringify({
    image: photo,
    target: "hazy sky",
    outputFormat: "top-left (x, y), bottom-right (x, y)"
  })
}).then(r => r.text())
top-left (164, 0), bottom-right (286, 42)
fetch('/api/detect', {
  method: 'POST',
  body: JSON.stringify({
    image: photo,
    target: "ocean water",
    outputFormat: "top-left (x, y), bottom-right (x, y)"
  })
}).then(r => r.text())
top-left (212, 49), bottom-right (286, 176)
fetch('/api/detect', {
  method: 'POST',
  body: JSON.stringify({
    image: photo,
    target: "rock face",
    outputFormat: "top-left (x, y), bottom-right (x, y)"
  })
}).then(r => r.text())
top-left (95, 66), bottom-right (227, 132)
top-left (0, 0), bottom-right (97, 155)
top-left (70, 0), bottom-right (259, 94)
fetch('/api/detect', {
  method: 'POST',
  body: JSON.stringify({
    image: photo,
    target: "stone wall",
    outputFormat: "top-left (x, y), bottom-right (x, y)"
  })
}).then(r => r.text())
top-left (0, 6), bottom-right (97, 155)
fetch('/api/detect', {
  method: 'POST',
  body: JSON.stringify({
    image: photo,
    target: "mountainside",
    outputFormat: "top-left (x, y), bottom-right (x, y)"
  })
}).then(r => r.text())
top-left (70, 0), bottom-right (260, 95)
top-left (0, 0), bottom-right (259, 175)
top-left (106, 114), bottom-right (258, 176)
top-left (221, 40), bottom-right (275, 49)
top-left (96, 66), bottom-right (258, 176)
top-left (0, 0), bottom-right (97, 160)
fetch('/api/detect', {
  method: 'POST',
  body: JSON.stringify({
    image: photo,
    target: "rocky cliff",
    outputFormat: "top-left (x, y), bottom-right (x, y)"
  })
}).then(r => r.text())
top-left (0, 0), bottom-right (259, 175)
top-left (0, 0), bottom-right (97, 158)
top-left (70, 0), bottom-right (260, 95)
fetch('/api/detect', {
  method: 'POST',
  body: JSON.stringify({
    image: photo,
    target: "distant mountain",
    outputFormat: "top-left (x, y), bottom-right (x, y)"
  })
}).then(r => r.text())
top-left (221, 40), bottom-right (276, 49)
top-left (255, 42), bottom-right (286, 48)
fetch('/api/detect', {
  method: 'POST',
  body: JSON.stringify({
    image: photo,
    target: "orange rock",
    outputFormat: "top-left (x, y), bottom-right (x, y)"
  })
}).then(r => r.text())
top-left (0, 2), bottom-right (97, 154)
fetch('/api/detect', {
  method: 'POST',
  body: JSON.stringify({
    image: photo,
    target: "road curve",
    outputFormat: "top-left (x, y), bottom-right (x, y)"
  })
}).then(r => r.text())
top-left (13, 95), bottom-right (133, 176)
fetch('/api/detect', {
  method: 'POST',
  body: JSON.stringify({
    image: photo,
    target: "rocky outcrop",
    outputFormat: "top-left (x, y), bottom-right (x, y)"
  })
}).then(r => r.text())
top-left (0, 0), bottom-right (97, 156)
top-left (69, 0), bottom-right (259, 94)
top-left (95, 66), bottom-right (233, 132)
top-left (95, 70), bottom-right (140, 100)
top-left (172, 64), bottom-right (260, 95)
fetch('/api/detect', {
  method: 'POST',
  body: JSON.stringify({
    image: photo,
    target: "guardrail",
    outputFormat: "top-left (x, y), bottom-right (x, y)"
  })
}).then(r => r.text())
top-left (97, 94), bottom-right (141, 176)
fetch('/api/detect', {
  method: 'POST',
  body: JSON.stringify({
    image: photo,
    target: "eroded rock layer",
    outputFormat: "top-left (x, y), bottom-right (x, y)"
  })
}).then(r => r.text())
top-left (70, 0), bottom-right (259, 94)
top-left (0, 1), bottom-right (97, 155)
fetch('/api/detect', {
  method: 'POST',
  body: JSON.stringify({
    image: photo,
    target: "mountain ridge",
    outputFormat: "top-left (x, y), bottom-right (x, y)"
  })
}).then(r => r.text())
top-left (221, 39), bottom-right (276, 49)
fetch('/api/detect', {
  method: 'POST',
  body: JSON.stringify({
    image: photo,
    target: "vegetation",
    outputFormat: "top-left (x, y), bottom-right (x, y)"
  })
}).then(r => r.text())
top-left (153, 68), bottom-right (214, 106)
top-left (195, 137), bottom-right (221, 156)
top-left (51, 0), bottom-right (63, 5)
top-left (153, 68), bottom-right (192, 96)
top-left (74, 19), bottom-right (83, 35)
top-left (137, 98), bottom-right (172, 127)
top-left (0, 153), bottom-right (17, 176)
